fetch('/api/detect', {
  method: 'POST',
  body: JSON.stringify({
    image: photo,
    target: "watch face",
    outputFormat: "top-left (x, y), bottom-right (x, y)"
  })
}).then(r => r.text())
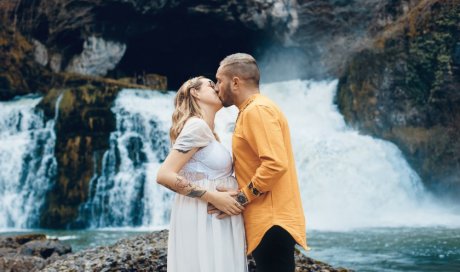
top-left (237, 194), bottom-right (247, 205)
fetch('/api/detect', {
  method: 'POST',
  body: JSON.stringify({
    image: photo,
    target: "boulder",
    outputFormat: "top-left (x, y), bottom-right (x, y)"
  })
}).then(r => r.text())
top-left (0, 234), bottom-right (70, 272)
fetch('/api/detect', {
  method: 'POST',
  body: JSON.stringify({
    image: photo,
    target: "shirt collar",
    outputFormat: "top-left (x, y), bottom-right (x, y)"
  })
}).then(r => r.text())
top-left (238, 93), bottom-right (260, 111)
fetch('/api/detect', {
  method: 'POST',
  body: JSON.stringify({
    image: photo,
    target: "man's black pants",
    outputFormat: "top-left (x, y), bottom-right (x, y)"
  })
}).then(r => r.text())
top-left (252, 225), bottom-right (296, 272)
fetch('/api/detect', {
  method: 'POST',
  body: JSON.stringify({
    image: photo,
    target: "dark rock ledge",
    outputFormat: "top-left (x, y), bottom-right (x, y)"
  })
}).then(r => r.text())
top-left (0, 234), bottom-right (71, 271)
top-left (0, 231), bottom-right (352, 272)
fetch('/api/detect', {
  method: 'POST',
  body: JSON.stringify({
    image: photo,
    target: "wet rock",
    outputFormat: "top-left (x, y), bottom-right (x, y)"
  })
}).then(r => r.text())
top-left (65, 36), bottom-right (127, 76)
top-left (119, 73), bottom-right (167, 90)
top-left (0, 20), bottom-right (52, 100)
top-left (19, 240), bottom-right (71, 258)
top-left (0, 234), bottom-right (70, 272)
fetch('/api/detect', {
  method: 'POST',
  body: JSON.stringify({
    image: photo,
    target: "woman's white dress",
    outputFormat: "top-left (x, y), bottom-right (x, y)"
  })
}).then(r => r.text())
top-left (167, 117), bottom-right (248, 272)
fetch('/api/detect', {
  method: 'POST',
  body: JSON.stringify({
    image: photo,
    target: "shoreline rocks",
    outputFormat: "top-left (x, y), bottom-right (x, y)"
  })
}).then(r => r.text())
top-left (49, 230), bottom-right (351, 272)
top-left (0, 234), bottom-right (71, 271)
top-left (1, 231), bottom-right (351, 272)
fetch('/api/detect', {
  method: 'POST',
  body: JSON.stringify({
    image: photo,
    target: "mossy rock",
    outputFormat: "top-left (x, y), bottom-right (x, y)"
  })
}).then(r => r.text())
top-left (337, 0), bottom-right (460, 198)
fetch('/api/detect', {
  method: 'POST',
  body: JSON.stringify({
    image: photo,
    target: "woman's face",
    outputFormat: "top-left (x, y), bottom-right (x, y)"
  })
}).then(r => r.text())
top-left (196, 78), bottom-right (223, 111)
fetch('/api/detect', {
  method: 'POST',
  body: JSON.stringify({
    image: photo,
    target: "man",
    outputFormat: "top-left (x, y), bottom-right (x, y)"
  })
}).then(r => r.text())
top-left (213, 53), bottom-right (308, 272)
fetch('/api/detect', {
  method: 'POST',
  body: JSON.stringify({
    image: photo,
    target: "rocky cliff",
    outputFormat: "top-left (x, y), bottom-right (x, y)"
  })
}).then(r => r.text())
top-left (337, 0), bottom-right (460, 198)
top-left (0, 18), bottom-right (51, 100)
top-left (3, 0), bottom-right (419, 87)
top-left (10, 0), bottom-right (298, 88)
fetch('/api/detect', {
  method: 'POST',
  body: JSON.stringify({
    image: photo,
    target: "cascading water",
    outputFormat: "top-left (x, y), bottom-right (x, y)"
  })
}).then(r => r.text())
top-left (78, 80), bottom-right (460, 230)
top-left (4, 81), bottom-right (458, 271)
top-left (0, 94), bottom-right (60, 229)
top-left (79, 89), bottom-right (176, 228)
top-left (260, 80), bottom-right (460, 230)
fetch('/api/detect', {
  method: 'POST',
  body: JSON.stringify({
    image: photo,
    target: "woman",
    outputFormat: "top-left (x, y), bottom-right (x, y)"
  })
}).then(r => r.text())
top-left (156, 76), bottom-right (248, 272)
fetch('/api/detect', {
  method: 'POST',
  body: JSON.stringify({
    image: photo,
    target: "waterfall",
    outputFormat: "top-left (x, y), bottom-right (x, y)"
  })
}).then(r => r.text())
top-left (261, 80), bottom-right (460, 230)
top-left (79, 89), bottom-right (176, 228)
top-left (0, 95), bottom-right (59, 229)
top-left (2, 81), bottom-right (457, 231)
top-left (77, 80), bottom-right (460, 230)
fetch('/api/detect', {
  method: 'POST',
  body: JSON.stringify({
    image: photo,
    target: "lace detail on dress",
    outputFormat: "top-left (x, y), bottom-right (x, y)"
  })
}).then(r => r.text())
top-left (178, 170), bottom-right (238, 190)
top-left (178, 170), bottom-right (207, 182)
top-left (179, 140), bottom-right (233, 180)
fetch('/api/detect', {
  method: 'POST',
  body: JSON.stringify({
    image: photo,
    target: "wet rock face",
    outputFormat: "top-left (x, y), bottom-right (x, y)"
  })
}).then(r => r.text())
top-left (280, 0), bottom-right (418, 80)
top-left (0, 22), bottom-right (51, 100)
top-left (337, 0), bottom-right (460, 198)
top-left (65, 36), bottom-right (127, 76)
top-left (38, 84), bottom-right (119, 228)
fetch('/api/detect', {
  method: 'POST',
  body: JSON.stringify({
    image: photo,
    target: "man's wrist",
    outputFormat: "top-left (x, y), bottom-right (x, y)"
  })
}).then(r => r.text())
top-left (236, 190), bottom-right (249, 206)
top-left (247, 181), bottom-right (262, 197)
top-left (240, 180), bottom-right (262, 203)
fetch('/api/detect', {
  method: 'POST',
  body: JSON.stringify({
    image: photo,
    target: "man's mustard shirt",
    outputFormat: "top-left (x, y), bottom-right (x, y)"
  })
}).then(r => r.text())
top-left (232, 93), bottom-right (308, 254)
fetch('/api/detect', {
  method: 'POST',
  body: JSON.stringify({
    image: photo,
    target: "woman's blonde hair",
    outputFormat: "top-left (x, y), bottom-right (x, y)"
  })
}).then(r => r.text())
top-left (170, 76), bottom-right (219, 144)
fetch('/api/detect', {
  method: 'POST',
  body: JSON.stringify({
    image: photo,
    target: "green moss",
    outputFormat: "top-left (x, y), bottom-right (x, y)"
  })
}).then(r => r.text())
top-left (58, 90), bottom-right (76, 117)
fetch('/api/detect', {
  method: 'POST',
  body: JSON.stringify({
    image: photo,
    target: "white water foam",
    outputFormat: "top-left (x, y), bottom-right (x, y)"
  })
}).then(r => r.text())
top-left (0, 95), bottom-right (58, 228)
top-left (78, 80), bottom-right (460, 231)
top-left (260, 80), bottom-right (460, 230)
top-left (80, 89), bottom-right (176, 228)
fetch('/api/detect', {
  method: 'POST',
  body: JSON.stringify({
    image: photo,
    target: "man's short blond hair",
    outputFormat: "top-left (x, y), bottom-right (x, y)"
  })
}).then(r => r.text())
top-left (219, 53), bottom-right (260, 85)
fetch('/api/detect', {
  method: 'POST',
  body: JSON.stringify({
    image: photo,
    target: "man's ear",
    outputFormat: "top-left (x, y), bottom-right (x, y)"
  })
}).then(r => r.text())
top-left (232, 77), bottom-right (240, 89)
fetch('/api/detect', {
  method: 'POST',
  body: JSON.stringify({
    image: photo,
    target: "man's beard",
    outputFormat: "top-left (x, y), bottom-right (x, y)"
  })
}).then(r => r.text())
top-left (220, 97), bottom-right (233, 108)
top-left (220, 83), bottom-right (234, 107)
top-left (220, 98), bottom-right (233, 108)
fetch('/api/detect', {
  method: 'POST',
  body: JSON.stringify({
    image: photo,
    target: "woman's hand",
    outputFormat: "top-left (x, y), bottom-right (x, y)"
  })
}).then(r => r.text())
top-left (204, 190), bottom-right (244, 216)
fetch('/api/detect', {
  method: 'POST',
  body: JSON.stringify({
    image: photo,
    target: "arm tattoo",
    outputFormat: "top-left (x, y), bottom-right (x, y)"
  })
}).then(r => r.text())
top-left (175, 175), bottom-right (190, 189)
top-left (174, 175), bottom-right (207, 198)
top-left (176, 149), bottom-right (190, 154)
top-left (186, 188), bottom-right (207, 198)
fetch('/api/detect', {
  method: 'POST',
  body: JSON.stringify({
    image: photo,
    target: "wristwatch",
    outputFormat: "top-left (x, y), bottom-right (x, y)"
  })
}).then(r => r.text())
top-left (236, 191), bottom-right (249, 206)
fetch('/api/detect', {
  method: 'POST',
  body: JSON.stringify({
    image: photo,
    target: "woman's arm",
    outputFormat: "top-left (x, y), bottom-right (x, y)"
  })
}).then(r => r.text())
top-left (156, 148), bottom-right (244, 215)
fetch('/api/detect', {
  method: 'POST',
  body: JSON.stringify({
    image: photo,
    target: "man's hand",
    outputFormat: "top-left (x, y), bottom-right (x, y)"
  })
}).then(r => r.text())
top-left (207, 203), bottom-right (220, 215)
top-left (207, 203), bottom-right (231, 219)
